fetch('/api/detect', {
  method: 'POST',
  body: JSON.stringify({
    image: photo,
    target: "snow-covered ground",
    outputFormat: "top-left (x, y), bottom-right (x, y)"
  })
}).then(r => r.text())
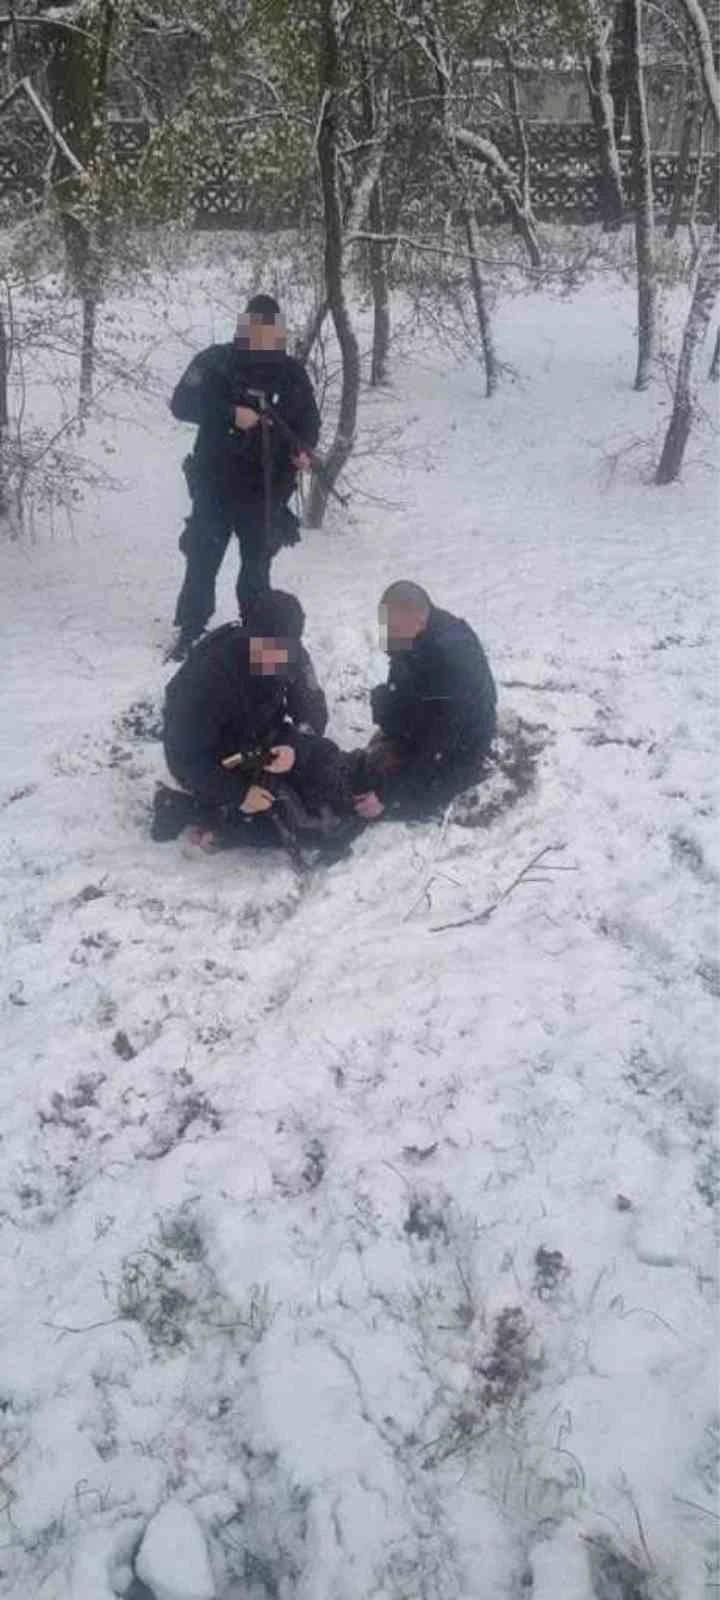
top-left (0, 238), bottom-right (718, 1600)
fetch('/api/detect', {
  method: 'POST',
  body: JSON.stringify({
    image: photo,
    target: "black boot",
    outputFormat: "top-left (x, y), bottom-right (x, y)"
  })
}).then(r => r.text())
top-left (151, 784), bottom-right (203, 841)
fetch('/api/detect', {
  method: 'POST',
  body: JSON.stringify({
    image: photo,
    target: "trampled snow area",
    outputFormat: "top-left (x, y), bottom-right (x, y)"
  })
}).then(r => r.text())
top-left (0, 237), bottom-right (718, 1600)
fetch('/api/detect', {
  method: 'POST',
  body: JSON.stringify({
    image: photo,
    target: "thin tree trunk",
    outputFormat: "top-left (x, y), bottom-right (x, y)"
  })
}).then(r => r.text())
top-left (417, 0), bottom-right (540, 265)
top-left (79, 0), bottom-right (113, 416)
top-left (423, 3), bottom-right (499, 391)
top-left (359, 19), bottom-right (391, 386)
top-left (655, 230), bottom-right (720, 482)
top-left (609, 0), bottom-right (631, 143)
top-left (502, 42), bottom-right (532, 220)
top-left (688, 112), bottom-right (707, 268)
top-left (43, 2), bottom-right (96, 285)
top-left (0, 296), bottom-right (8, 515)
top-left (455, 126), bottom-right (541, 267)
top-left (709, 326), bottom-right (720, 380)
top-left (294, 296), bottom-right (328, 365)
top-left (584, 2), bottom-right (625, 229)
top-left (462, 201), bottom-right (498, 396)
top-left (306, 4), bottom-right (362, 528)
top-left (667, 53), bottom-right (701, 239)
top-left (674, 0), bottom-right (720, 132)
top-left (43, 0), bottom-right (115, 410)
top-left (79, 285), bottom-right (99, 419)
top-left (298, 60), bottom-right (389, 380)
top-left (368, 179), bottom-right (390, 385)
top-left (626, 0), bottom-right (656, 391)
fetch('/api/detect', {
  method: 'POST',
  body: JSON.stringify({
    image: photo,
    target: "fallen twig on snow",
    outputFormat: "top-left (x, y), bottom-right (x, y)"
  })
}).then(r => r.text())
top-left (619, 1473), bottom-right (655, 1573)
top-left (431, 844), bottom-right (573, 933)
top-left (403, 869), bottom-right (462, 923)
top-left (672, 1493), bottom-right (720, 1522)
top-left (42, 1315), bottom-right (125, 1340)
top-left (402, 797), bottom-right (460, 923)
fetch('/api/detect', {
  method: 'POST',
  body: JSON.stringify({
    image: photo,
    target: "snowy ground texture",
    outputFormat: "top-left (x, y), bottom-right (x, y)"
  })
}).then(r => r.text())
top-left (0, 234), bottom-right (718, 1600)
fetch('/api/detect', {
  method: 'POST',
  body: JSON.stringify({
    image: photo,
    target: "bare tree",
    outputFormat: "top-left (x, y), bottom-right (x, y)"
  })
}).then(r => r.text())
top-left (0, 290), bottom-right (8, 515)
top-left (666, 32), bottom-right (702, 238)
top-left (655, 228), bottom-right (720, 480)
top-left (40, 0), bottom-right (116, 413)
top-left (625, 0), bottom-right (656, 390)
top-left (294, 295), bottom-right (329, 365)
top-left (502, 39), bottom-right (532, 223)
top-left (687, 109), bottom-right (708, 265)
top-left (709, 325), bottom-right (720, 379)
top-left (423, 5), bottom-right (498, 395)
top-left (367, 177), bottom-right (391, 386)
top-left (584, 0), bottom-right (625, 228)
top-left (658, 0), bottom-right (720, 436)
top-left (305, 1), bottom-right (368, 526)
top-left (608, 0), bottom-right (630, 138)
top-left (388, 0), bottom-right (541, 269)
top-left (359, 15), bottom-right (392, 386)
top-left (674, 0), bottom-right (720, 128)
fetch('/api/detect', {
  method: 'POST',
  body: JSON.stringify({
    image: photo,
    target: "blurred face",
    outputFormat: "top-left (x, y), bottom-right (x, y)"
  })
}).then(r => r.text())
top-left (249, 636), bottom-right (291, 675)
top-left (379, 602), bottom-right (426, 653)
top-left (236, 312), bottom-right (286, 352)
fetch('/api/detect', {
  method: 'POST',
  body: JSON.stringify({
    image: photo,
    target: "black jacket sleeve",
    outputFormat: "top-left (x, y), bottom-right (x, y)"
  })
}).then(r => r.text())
top-left (371, 630), bottom-right (496, 763)
top-left (181, 755), bottom-right (255, 809)
top-left (164, 654), bottom-right (255, 807)
top-left (170, 346), bottom-right (235, 430)
top-left (285, 646), bottom-right (328, 734)
top-left (280, 361), bottom-right (321, 451)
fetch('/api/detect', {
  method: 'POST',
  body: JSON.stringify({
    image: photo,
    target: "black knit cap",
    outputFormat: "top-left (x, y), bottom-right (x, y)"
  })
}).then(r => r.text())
top-left (244, 590), bottom-right (305, 639)
top-left (245, 292), bottom-right (281, 322)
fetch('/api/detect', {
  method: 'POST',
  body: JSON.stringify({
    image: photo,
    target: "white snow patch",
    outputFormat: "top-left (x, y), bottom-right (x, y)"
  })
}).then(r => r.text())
top-left (0, 232), bottom-right (717, 1600)
top-left (135, 1503), bottom-right (215, 1600)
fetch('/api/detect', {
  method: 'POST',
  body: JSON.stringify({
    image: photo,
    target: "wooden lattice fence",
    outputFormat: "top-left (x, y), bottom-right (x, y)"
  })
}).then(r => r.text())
top-left (0, 119), bottom-right (716, 228)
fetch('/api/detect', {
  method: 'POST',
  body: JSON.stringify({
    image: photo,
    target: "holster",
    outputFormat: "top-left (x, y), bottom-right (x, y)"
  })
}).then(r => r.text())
top-left (269, 503), bottom-right (301, 555)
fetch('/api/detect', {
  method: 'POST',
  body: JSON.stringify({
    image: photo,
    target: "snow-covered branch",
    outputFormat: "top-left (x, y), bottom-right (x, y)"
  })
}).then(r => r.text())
top-left (674, 0), bottom-right (720, 130)
top-left (344, 84), bottom-right (390, 239)
top-left (453, 126), bottom-right (541, 267)
top-left (0, 76), bottom-right (86, 176)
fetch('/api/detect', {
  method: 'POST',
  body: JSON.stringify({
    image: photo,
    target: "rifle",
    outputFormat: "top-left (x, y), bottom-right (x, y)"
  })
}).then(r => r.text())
top-left (242, 389), bottom-right (274, 548)
top-left (151, 746), bottom-right (329, 868)
top-left (234, 386), bottom-right (350, 510)
top-left (222, 746), bottom-right (340, 865)
top-left (224, 747), bottom-right (325, 867)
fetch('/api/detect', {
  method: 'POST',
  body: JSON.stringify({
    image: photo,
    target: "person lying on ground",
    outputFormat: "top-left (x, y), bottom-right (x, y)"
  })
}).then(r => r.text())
top-left (168, 293), bottom-right (321, 659)
top-left (161, 590), bottom-right (353, 845)
top-left (352, 580), bottom-right (497, 821)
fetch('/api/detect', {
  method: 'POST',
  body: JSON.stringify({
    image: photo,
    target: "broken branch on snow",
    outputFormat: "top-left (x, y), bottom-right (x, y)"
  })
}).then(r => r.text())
top-left (431, 844), bottom-right (573, 932)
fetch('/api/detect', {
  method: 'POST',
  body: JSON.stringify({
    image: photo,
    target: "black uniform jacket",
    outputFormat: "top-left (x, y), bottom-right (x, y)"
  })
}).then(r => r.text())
top-left (371, 606), bottom-right (497, 769)
top-left (163, 623), bottom-right (328, 804)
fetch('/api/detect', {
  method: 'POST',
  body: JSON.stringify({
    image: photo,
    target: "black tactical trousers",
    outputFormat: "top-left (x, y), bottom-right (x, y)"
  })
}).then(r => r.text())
top-left (173, 486), bottom-right (299, 639)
